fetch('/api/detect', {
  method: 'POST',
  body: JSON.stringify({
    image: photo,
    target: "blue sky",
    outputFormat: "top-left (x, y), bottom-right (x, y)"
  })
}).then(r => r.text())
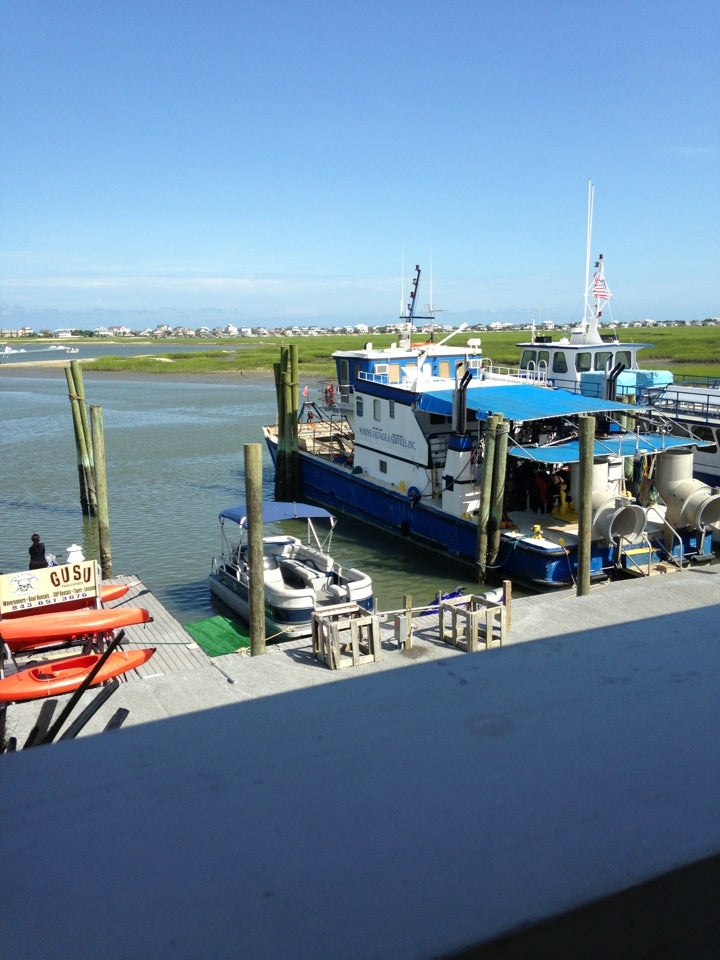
top-left (1, 0), bottom-right (718, 329)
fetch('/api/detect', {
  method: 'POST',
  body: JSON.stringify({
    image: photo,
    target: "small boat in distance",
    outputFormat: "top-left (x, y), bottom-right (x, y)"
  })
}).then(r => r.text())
top-left (0, 647), bottom-right (156, 702)
top-left (209, 502), bottom-right (374, 639)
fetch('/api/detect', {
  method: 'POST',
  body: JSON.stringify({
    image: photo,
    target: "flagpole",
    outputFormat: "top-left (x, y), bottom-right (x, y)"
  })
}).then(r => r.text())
top-left (583, 179), bottom-right (594, 329)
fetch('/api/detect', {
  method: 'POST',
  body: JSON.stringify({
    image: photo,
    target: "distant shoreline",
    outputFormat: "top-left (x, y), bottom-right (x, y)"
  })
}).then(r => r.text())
top-left (0, 359), bottom-right (272, 385)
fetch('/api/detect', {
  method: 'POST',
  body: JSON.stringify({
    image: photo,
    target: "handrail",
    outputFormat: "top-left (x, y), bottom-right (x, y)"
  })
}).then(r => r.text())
top-left (645, 504), bottom-right (684, 570)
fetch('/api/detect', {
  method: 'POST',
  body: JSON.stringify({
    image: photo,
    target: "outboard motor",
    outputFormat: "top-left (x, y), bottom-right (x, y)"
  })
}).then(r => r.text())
top-left (654, 450), bottom-right (720, 529)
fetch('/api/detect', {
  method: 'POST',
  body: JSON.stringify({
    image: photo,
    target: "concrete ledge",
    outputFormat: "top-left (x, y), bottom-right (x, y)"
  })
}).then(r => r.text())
top-left (2, 599), bottom-right (720, 959)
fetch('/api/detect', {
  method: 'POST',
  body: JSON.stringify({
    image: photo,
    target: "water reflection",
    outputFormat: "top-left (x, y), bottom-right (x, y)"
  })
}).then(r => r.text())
top-left (0, 370), bottom-right (490, 623)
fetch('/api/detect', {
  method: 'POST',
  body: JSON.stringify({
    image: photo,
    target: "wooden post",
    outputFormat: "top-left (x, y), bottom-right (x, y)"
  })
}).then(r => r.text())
top-left (502, 579), bottom-right (512, 631)
top-left (488, 417), bottom-right (509, 564)
top-left (476, 414), bottom-right (499, 582)
top-left (70, 361), bottom-right (97, 516)
top-left (289, 344), bottom-right (300, 492)
top-left (90, 405), bottom-right (112, 578)
top-left (65, 367), bottom-right (89, 515)
top-left (577, 414), bottom-right (595, 597)
top-left (245, 443), bottom-right (266, 655)
top-left (402, 593), bottom-right (412, 649)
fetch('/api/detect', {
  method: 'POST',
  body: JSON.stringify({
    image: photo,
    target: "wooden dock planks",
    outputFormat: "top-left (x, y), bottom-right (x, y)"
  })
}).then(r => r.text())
top-left (103, 576), bottom-right (210, 678)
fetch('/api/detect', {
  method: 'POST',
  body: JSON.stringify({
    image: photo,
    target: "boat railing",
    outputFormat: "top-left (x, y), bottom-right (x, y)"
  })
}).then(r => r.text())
top-left (481, 357), bottom-right (550, 385)
top-left (645, 505), bottom-right (685, 570)
top-left (652, 391), bottom-right (720, 423)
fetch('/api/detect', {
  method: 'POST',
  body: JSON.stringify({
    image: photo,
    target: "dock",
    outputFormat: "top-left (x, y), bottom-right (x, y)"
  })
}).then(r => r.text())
top-left (4, 563), bottom-right (720, 746)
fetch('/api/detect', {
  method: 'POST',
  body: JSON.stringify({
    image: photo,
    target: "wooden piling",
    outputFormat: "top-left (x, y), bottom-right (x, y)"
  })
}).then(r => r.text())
top-left (70, 361), bottom-right (97, 516)
top-left (476, 414), bottom-right (500, 582)
top-left (488, 417), bottom-right (509, 565)
top-left (65, 366), bottom-right (90, 515)
top-left (274, 346), bottom-right (300, 500)
top-left (245, 443), bottom-right (266, 656)
top-left (577, 414), bottom-right (595, 597)
top-left (90, 405), bottom-right (112, 578)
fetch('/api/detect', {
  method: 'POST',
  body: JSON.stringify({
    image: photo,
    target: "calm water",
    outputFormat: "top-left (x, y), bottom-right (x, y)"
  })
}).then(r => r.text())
top-left (0, 367), bottom-right (485, 624)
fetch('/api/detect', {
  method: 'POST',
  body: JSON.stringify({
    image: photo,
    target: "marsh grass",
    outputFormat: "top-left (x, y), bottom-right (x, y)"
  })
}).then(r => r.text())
top-left (29, 326), bottom-right (720, 380)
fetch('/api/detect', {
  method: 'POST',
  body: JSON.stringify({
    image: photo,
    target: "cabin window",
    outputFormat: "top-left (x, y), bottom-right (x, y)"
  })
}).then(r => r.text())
top-left (520, 349), bottom-right (536, 369)
top-left (552, 352), bottom-right (567, 373)
top-left (379, 459), bottom-right (388, 474)
top-left (339, 359), bottom-right (350, 386)
top-left (575, 352), bottom-right (592, 372)
top-left (389, 400), bottom-right (395, 419)
top-left (373, 398), bottom-right (381, 421)
top-left (438, 360), bottom-right (450, 378)
top-left (356, 397), bottom-right (364, 416)
top-left (537, 350), bottom-right (549, 368)
top-left (594, 351), bottom-right (613, 371)
top-left (616, 350), bottom-right (631, 368)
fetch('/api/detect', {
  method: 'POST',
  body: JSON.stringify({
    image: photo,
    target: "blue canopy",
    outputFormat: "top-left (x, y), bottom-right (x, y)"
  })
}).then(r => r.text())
top-left (509, 433), bottom-right (699, 464)
top-left (416, 382), bottom-right (638, 422)
top-left (219, 502), bottom-right (336, 526)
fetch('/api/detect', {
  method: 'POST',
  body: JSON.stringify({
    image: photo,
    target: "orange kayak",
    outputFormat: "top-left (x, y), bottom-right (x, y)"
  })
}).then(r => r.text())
top-left (0, 648), bottom-right (156, 702)
top-left (0, 607), bottom-right (153, 652)
top-left (2, 582), bottom-right (132, 619)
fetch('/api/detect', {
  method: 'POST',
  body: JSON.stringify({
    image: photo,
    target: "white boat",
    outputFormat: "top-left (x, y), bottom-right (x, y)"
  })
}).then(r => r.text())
top-left (650, 379), bottom-right (720, 486)
top-left (263, 256), bottom-right (720, 589)
top-left (209, 502), bottom-right (374, 639)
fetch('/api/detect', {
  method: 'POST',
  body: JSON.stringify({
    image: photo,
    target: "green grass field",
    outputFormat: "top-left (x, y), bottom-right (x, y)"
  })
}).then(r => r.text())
top-left (6, 325), bottom-right (720, 380)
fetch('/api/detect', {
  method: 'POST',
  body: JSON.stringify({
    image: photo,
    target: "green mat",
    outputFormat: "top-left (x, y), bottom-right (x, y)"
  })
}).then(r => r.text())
top-left (185, 615), bottom-right (251, 657)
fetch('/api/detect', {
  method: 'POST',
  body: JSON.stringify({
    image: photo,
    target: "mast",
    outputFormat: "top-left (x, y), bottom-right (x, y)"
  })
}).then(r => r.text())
top-left (583, 179), bottom-right (594, 330)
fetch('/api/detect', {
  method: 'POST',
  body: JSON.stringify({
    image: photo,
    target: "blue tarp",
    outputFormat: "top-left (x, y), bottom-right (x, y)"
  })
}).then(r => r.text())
top-left (508, 433), bottom-right (699, 464)
top-left (219, 502), bottom-right (336, 526)
top-left (416, 381), bottom-right (638, 422)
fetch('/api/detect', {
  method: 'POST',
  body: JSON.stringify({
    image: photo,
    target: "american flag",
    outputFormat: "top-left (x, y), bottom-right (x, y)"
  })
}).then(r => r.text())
top-left (593, 273), bottom-right (609, 300)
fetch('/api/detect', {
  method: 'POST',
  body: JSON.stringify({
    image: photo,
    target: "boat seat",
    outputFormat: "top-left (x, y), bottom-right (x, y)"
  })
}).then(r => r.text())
top-left (278, 558), bottom-right (325, 589)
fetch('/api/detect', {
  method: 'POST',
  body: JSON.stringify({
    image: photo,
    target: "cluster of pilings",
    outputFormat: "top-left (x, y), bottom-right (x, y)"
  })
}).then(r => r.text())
top-left (273, 344), bottom-right (300, 501)
top-left (476, 414), bottom-right (509, 582)
top-left (65, 361), bottom-right (112, 578)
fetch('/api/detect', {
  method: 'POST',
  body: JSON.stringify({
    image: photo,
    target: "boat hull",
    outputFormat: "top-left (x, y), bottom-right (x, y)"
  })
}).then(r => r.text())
top-left (209, 565), bottom-right (374, 640)
top-left (0, 607), bottom-right (153, 651)
top-left (0, 648), bottom-right (156, 702)
top-left (266, 437), bottom-right (712, 589)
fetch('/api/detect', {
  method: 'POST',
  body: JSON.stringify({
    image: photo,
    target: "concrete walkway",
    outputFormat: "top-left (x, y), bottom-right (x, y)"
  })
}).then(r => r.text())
top-left (3, 564), bottom-right (719, 747)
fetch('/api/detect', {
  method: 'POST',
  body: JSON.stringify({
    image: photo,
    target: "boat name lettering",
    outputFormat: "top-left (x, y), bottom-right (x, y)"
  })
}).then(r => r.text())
top-left (358, 426), bottom-right (416, 450)
top-left (49, 564), bottom-right (93, 587)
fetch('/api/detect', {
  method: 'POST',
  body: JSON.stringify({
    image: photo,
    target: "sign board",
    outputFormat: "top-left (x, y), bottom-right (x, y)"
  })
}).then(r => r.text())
top-left (0, 560), bottom-right (100, 616)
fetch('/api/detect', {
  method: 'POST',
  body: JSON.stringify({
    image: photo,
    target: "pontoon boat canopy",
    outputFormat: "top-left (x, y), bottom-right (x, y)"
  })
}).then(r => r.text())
top-left (416, 382), bottom-right (639, 422)
top-left (219, 502), bottom-right (336, 527)
top-left (508, 433), bottom-right (700, 464)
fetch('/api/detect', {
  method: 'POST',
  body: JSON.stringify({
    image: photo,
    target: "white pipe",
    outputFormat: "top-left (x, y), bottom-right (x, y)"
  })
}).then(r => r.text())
top-left (654, 451), bottom-right (720, 529)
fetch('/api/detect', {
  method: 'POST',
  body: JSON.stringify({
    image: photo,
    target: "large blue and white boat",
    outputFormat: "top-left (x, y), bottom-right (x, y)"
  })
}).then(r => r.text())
top-left (264, 264), bottom-right (720, 590)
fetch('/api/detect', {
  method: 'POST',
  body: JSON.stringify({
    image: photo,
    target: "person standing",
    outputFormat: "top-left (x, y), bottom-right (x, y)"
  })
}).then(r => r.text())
top-left (28, 533), bottom-right (48, 570)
